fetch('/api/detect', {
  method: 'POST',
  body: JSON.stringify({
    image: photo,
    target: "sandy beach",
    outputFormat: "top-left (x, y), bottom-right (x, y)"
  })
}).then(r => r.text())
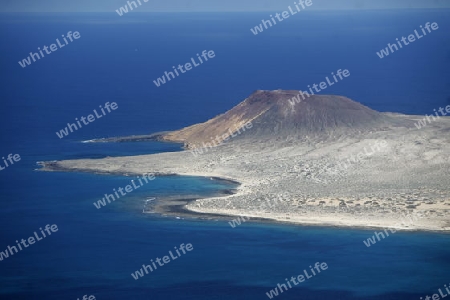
top-left (39, 109), bottom-right (450, 232)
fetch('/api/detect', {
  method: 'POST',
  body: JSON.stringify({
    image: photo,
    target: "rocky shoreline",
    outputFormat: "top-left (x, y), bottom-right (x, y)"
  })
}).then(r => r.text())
top-left (37, 92), bottom-right (450, 232)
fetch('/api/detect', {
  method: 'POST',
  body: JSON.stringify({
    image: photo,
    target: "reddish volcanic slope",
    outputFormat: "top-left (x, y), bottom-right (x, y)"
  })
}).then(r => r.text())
top-left (161, 90), bottom-right (402, 147)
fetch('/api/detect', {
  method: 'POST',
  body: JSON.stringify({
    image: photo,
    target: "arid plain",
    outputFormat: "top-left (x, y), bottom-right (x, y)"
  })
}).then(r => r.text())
top-left (40, 90), bottom-right (450, 231)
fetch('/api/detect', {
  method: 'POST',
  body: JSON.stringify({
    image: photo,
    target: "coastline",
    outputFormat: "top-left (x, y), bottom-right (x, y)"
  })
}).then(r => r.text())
top-left (36, 112), bottom-right (450, 233)
top-left (38, 161), bottom-right (450, 233)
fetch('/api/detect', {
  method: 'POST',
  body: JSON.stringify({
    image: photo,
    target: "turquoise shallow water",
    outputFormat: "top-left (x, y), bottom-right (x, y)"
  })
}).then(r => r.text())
top-left (1, 144), bottom-right (449, 300)
top-left (1, 10), bottom-right (449, 300)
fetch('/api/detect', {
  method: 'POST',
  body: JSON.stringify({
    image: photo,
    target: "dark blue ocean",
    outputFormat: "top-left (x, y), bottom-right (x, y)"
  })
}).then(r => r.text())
top-left (1, 10), bottom-right (450, 300)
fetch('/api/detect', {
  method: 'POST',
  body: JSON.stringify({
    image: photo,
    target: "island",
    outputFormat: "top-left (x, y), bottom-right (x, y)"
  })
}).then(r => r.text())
top-left (39, 90), bottom-right (450, 231)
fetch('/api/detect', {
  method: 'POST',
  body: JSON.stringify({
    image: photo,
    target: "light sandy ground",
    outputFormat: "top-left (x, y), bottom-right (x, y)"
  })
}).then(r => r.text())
top-left (40, 113), bottom-right (450, 231)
